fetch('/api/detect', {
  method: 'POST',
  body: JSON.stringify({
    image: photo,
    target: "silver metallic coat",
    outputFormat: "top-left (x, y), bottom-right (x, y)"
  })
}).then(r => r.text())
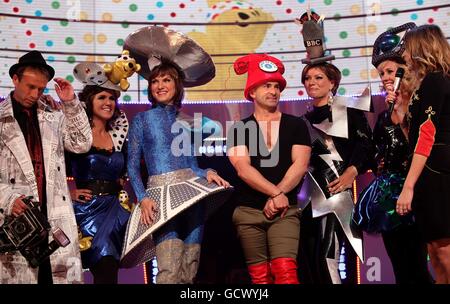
top-left (0, 94), bottom-right (92, 284)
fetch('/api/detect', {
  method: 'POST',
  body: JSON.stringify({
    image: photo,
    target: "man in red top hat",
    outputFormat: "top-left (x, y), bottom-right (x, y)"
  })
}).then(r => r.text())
top-left (227, 53), bottom-right (311, 284)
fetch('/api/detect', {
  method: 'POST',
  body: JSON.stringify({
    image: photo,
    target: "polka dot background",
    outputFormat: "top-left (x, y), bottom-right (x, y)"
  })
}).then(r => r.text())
top-left (0, 0), bottom-right (448, 102)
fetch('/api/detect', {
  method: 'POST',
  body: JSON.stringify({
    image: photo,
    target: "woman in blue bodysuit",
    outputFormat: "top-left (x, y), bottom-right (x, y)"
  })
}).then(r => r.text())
top-left (68, 85), bottom-right (130, 284)
top-left (127, 62), bottom-right (230, 284)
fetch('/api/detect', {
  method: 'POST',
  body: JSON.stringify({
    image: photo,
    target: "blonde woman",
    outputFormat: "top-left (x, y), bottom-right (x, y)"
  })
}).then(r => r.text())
top-left (396, 24), bottom-right (450, 283)
top-left (354, 23), bottom-right (431, 284)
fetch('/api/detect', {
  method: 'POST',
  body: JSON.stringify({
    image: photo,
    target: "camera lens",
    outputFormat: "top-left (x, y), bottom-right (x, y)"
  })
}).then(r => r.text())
top-left (14, 222), bottom-right (27, 234)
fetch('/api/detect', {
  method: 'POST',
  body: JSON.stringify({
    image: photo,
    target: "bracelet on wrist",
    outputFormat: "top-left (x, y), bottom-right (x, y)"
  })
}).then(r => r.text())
top-left (271, 191), bottom-right (284, 199)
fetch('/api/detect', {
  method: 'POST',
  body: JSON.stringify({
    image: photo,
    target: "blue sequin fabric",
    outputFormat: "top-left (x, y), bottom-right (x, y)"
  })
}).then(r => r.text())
top-left (127, 104), bottom-right (209, 245)
top-left (71, 147), bottom-right (130, 268)
top-left (127, 105), bottom-right (206, 203)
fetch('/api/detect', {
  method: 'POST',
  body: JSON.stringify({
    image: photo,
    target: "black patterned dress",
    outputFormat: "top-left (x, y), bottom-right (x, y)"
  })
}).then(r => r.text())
top-left (354, 110), bottom-right (432, 284)
top-left (407, 72), bottom-right (450, 242)
top-left (354, 110), bottom-right (412, 233)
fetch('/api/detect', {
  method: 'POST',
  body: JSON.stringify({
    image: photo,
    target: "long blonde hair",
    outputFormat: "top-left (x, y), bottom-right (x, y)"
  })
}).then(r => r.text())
top-left (404, 24), bottom-right (450, 80)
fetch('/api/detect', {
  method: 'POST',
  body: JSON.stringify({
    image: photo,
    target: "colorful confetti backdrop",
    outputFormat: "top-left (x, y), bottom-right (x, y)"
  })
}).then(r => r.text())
top-left (0, 0), bottom-right (448, 102)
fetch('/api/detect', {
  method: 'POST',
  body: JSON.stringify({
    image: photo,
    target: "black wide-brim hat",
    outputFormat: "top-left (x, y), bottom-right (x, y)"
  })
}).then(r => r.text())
top-left (123, 26), bottom-right (215, 88)
top-left (371, 22), bottom-right (416, 68)
top-left (9, 50), bottom-right (55, 80)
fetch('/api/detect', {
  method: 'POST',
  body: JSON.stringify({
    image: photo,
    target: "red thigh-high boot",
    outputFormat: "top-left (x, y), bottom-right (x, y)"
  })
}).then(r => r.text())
top-left (270, 257), bottom-right (300, 284)
top-left (247, 261), bottom-right (273, 284)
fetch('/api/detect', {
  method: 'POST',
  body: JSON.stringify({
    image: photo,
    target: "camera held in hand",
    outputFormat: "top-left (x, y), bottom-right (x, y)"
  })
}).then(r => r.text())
top-left (0, 196), bottom-right (70, 268)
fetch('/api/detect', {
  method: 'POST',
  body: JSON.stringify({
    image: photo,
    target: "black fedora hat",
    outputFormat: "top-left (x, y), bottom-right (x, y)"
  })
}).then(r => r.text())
top-left (9, 50), bottom-right (55, 80)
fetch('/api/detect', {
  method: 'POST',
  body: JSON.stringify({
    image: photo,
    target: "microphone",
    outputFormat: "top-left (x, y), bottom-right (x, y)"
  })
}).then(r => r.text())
top-left (388, 67), bottom-right (405, 115)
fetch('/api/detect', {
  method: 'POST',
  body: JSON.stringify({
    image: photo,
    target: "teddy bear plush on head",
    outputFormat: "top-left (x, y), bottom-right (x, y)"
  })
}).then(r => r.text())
top-left (103, 50), bottom-right (141, 91)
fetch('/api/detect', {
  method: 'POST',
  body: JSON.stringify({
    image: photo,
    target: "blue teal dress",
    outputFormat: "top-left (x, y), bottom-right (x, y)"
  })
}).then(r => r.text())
top-left (70, 147), bottom-right (130, 269)
top-left (127, 104), bottom-right (207, 245)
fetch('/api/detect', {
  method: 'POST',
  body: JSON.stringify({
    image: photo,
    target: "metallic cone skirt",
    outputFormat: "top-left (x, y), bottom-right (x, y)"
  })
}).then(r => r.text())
top-left (120, 169), bottom-right (233, 268)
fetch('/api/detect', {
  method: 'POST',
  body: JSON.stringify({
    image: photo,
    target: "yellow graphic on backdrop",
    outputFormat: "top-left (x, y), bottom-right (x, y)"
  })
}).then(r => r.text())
top-left (187, 0), bottom-right (274, 101)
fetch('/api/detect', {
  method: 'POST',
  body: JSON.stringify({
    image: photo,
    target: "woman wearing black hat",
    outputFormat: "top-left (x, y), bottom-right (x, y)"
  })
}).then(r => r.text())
top-left (354, 23), bottom-right (432, 284)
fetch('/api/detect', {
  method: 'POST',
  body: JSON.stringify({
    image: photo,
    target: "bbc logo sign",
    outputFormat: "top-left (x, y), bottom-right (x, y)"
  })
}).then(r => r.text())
top-left (304, 39), bottom-right (322, 47)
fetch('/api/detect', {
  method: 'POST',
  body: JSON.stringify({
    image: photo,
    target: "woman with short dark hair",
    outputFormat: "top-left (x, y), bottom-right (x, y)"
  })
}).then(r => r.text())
top-left (127, 62), bottom-right (230, 284)
top-left (124, 26), bottom-right (232, 284)
top-left (298, 61), bottom-right (374, 284)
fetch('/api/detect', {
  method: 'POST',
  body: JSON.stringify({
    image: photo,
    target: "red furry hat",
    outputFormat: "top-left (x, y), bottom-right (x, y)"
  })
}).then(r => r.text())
top-left (234, 53), bottom-right (286, 101)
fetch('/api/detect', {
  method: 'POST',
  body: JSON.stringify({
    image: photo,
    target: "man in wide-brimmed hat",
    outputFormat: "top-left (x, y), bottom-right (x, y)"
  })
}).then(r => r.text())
top-left (0, 50), bottom-right (92, 283)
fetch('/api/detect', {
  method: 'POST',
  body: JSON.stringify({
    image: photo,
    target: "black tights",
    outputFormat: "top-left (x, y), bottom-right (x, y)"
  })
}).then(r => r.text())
top-left (90, 256), bottom-right (119, 284)
top-left (298, 208), bottom-right (341, 284)
top-left (382, 223), bottom-right (433, 284)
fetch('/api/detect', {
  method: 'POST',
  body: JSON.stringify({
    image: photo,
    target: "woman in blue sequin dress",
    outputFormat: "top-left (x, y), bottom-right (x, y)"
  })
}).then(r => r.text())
top-left (68, 85), bottom-right (130, 284)
top-left (127, 63), bottom-right (230, 284)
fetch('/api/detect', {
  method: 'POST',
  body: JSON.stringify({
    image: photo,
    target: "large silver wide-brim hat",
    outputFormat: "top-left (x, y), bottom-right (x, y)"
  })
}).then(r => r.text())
top-left (123, 26), bottom-right (216, 87)
top-left (120, 168), bottom-right (233, 268)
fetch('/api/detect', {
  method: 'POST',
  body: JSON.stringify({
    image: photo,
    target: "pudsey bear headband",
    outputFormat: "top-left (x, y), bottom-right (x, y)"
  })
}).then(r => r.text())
top-left (73, 50), bottom-right (140, 92)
